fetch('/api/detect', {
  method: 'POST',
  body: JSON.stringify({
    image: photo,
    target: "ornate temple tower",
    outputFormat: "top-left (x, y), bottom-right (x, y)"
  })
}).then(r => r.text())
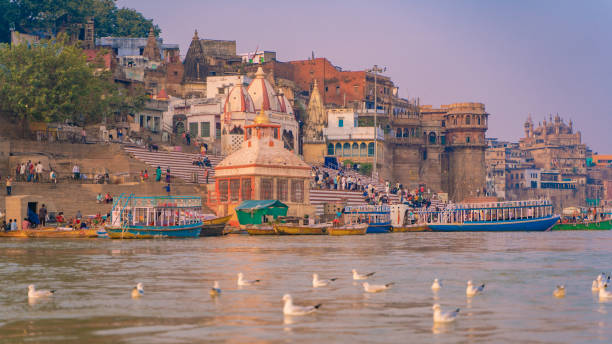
top-left (142, 27), bottom-right (161, 62)
top-left (444, 103), bottom-right (489, 201)
top-left (302, 80), bottom-right (328, 164)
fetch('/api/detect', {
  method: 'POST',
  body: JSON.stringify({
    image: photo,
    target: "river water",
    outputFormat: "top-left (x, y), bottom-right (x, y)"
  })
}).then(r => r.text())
top-left (0, 232), bottom-right (611, 343)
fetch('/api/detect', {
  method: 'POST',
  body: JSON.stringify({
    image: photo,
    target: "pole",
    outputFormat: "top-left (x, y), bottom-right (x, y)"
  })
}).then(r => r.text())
top-left (374, 67), bottom-right (377, 179)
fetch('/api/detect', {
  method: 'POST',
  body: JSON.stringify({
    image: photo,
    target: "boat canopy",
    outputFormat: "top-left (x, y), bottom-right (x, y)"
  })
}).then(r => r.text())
top-left (235, 200), bottom-right (288, 225)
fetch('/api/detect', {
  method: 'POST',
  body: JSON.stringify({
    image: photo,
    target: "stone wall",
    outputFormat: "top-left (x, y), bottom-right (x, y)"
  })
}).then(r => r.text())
top-left (506, 186), bottom-right (586, 213)
top-left (447, 146), bottom-right (486, 201)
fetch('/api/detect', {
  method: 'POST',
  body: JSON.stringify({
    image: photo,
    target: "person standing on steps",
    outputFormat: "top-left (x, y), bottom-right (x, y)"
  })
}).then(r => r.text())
top-left (155, 166), bottom-right (162, 182)
top-left (165, 168), bottom-right (171, 183)
top-left (38, 204), bottom-right (47, 227)
top-left (6, 176), bottom-right (12, 196)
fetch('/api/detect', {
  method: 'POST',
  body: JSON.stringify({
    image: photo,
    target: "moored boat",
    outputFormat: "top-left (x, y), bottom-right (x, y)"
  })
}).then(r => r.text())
top-left (0, 227), bottom-right (98, 238)
top-left (199, 214), bottom-right (232, 236)
top-left (552, 219), bottom-right (612, 231)
top-left (105, 194), bottom-right (202, 239)
top-left (390, 204), bottom-right (430, 232)
top-left (343, 205), bottom-right (391, 234)
top-left (274, 223), bottom-right (329, 235)
top-left (391, 224), bottom-right (431, 232)
top-left (425, 200), bottom-right (559, 232)
top-left (328, 224), bottom-right (367, 236)
top-left (246, 225), bottom-right (276, 235)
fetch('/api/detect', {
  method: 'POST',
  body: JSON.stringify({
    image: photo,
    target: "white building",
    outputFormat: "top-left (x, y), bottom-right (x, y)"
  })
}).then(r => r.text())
top-left (206, 75), bottom-right (252, 99)
top-left (322, 108), bottom-right (384, 162)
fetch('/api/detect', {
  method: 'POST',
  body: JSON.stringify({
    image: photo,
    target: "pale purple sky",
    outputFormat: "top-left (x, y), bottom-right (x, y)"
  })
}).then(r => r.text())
top-left (118, 0), bottom-right (611, 153)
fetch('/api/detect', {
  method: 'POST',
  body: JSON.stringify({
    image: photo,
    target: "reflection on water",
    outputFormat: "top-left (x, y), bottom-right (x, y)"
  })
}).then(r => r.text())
top-left (0, 232), bottom-right (611, 343)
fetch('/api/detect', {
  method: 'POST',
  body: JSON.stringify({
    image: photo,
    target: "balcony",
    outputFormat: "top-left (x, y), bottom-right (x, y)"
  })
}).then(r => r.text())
top-left (323, 126), bottom-right (384, 141)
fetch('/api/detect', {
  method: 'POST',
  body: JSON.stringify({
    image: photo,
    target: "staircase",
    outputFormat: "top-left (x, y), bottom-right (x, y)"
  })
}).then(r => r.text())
top-left (309, 189), bottom-right (371, 216)
top-left (123, 146), bottom-right (223, 184)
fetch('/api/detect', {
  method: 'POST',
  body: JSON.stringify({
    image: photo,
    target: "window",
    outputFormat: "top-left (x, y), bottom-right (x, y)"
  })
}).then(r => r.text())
top-left (336, 86), bottom-right (340, 95)
top-left (218, 87), bottom-right (225, 95)
top-left (396, 128), bottom-right (402, 138)
top-left (260, 178), bottom-right (273, 199)
top-left (325, 86), bottom-right (328, 92)
top-left (353, 85), bottom-right (358, 92)
top-left (230, 179), bottom-right (240, 202)
top-left (477, 116), bottom-right (481, 125)
top-left (218, 179), bottom-right (228, 202)
top-left (277, 178), bottom-right (288, 201)
top-left (411, 128), bottom-right (415, 137)
top-left (189, 122), bottom-right (198, 137)
top-left (360, 143), bottom-right (366, 156)
top-left (429, 132), bottom-right (436, 144)
top-left (173, 71), bottom-right (178, 76)
top-left (327, 143), bottom-right (334, 155)
top-left (466, 115), bottom-right (471, 125)
top-left (441, 120), bottom-right (446, 127)
top-left (338, 117), bottom-right (344, 127)
top-left (241, 178), bottom-right (252, 200)
top-left (343, 143), bottom-right (350, 156)
top-left (291, 180), bottom-right (304, 203)
top-left (335, 143), bottom-right (341, 155)
top-left (403, 128), bottom-right (408, 137)
top-left (466, 136), bottom-right (471, 143)
top-left (423, 149), bottom-right (427, 160)
top-left (216, 122), bottom-right (221, 139)
top-left (368, 142), bottom-right (374, 156)
top-left (352, 143), bottom-right (359, 156)
top-left (200, 122), bottom-right (210, 137)
top-left (440, 136), bottom-right (446, 145)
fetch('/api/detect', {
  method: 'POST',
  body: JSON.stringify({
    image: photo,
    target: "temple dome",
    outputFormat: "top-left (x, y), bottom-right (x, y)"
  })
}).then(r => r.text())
top-left (277, 93), bottom-right (293, 115)
top-left (247, 67), bottom-right (281, 112)
top-left (224, 83), bottom-right (255, 114)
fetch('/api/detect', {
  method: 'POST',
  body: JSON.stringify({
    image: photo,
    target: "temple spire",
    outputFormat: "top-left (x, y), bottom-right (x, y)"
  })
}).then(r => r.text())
top-left (142, 26), bottom-right (161, 61)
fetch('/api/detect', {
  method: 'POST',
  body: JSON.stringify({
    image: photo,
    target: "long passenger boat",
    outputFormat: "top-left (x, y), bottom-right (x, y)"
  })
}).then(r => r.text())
top-left (106, 194), bottom-right (202, 239)
top-left (424, 200), bottom-right (559, 232)
top-left (274, 223), bottom-right (329, 235)
top-left (343, 205), bottom-right (391, 233)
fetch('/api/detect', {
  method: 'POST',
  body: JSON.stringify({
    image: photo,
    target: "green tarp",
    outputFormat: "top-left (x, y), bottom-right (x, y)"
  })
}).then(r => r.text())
top-left (235, 200), bottom-right (288, 225)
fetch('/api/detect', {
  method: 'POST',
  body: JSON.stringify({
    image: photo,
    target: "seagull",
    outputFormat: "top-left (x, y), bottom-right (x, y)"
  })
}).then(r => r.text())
top-left (431, 278), bottom-right (442, 291)
top-left (312, 273), bottom-right (338, 288)
top-left (237, 272), bottom-right (260, 286)
top-left (363, 282), bottom-right (394, 293)
top-left (209, 281), bottom-right (221, 296)
top-left (352, 269), bottom-right (375, 280)
top-left (131, 283), bottom-right (144, 298)
top-left (282, 294), bottom-right (321, 316)
top-left (593, 280), bottom-right (600, 292)
top-left (28, 285), bottom-right (55, 298)
top-left (432, 303), bottom-right (459, 323)
top-left (466, 280), bottom-right (485, 297)
top-left (553, 285), bottom-right (566, 298)
top-left (600, 284), bottom-right (612, 300)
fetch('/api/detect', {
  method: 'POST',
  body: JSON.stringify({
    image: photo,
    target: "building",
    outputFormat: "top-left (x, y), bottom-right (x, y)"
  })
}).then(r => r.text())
top-left (183, 30), bottom-right (242, 81)
top-left (591, 155), bottom-right (612, 167)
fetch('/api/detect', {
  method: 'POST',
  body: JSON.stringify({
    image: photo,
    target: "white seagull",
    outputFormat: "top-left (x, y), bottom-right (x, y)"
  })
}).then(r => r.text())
top-left (237, 272), bottom-right (261, 286)
top-left (210, 281), bottom-right (221, 296)
top-left (553, 285), bottom-right (566, 298)
top-left (28, 285), bottom-right (55, 298)
top-left (592, 280), bottom-right (600, 292)
top-left (352, 269), bottom-right (376, 280)
top-left (599, 284), bottom-right (612, 300)
top-left (432, 303), bottom-right (459, 323)
top-left (466, 280), bottom-right (485, 297)
top-left (312, 273), bottom-right (338, 288)
top-left (363, 282), bottom-right (394, 293)
top-left (282, 294), bottom-right (321, 316)
top-left (431, 278), bottom-right (442, 291)
top-left (131, 283), bottom-right (144, 298)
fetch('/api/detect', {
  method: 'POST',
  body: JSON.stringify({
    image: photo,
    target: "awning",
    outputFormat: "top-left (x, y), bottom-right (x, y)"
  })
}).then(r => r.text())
top-left (235, 200), bottom-right (288, 225)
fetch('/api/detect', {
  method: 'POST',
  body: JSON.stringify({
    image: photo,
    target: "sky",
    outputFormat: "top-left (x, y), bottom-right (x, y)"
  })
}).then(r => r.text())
top-left (117, 0), bottom-right (611, 153)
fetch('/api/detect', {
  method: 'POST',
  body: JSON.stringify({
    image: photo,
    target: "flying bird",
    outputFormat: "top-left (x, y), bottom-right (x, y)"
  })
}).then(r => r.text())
top-left (282, 294), bottom-right (321, 316)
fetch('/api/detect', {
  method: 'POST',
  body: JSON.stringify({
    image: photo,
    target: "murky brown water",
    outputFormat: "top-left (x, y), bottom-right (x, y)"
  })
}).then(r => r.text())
top-left (0, 232), bottom-right (611, 343)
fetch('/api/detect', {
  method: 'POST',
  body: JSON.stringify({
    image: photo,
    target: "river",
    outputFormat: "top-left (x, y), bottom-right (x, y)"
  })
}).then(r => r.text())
top-left (0, 232), bottom-right (611, 343)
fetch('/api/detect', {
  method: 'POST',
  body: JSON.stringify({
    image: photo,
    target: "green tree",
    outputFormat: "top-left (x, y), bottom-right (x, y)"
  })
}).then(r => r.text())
top-left (112, 7), bottom-right (160, 37)
top-left (0, 35), bottom-right (145, 135)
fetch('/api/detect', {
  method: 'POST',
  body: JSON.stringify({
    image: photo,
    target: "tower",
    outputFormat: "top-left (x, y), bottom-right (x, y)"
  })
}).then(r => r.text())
top-left (142, 27), bottom-right (161, 62)
top-left (444, 103), bottom-right (489, 201)
top-left (304, 79), bottom-right (325, 141)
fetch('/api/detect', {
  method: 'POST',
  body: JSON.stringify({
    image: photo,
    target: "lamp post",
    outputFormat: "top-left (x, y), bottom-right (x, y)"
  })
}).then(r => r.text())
top-left (368, 64), bottom-right (386, 179)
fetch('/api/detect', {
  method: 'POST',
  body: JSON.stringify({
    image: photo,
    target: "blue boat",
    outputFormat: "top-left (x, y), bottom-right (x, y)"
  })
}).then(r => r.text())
top-left (343, 205), bottom-right (391, 233)
top-left (106, 194), bottom-right (202, 239)
top-left (424, 200), bottom-right (559, 232)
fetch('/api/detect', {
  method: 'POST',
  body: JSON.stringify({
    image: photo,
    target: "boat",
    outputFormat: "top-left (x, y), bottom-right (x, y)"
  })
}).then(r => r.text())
top-left (389, 204), bottom-right (431, 232)
top-left (552, 207), bottom-right (612, 230)
top-left (552, 219), bottom-right (612, 230)
top-left (328, 224), bottom-right (367, 235)
top-left (0, 227), bottom-right (98, 238)
top-left (274, 223), bottom-right (329, 235)
top-left (199, 214), bottom-right (232, 236)
top-left (343, 205), bottom-right (391, 233)
top-left (246, 225), bottom-right (276, 235)
top-left (425, 200), bottom-right (559, 232)
top-left (105, 194), bottom-right (202, 239)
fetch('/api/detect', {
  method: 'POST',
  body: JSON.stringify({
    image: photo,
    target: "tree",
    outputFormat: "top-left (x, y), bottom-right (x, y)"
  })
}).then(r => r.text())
top-left (0, 35), bottom-right (145, 135)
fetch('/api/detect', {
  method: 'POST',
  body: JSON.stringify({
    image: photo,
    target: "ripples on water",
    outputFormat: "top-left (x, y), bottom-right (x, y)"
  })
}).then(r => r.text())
top-left (0, 232), bottom-right (611, 343)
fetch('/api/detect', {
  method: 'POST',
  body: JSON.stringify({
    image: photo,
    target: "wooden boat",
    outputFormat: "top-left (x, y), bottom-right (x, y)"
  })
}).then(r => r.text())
top-left (200, 215), bottom-right (232, 237)
top-left (106, 194), bottom-right (203, 239)
top-left (0, 228), bottom-right (98, 238)
top-left (0, 230), bottom-right (29, 238)
top-left (552, 219), bottom-right (612, 231)
top-left (391, 224), bottom-right (431, 232)
top-left (246, 226), bottom-right (276, 235)
top-left (274, 224), bottom-right (329, 235)
top-left (328, 224), bottom-right (367, 236)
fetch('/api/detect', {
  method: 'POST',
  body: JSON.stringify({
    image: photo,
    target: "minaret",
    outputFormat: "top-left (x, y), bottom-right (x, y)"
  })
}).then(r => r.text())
top-left (142, 27), bottom-right (161, 61)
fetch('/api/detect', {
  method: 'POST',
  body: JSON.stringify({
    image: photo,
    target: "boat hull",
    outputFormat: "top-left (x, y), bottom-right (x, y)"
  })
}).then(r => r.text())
top-left (274, 224), bottom-right (328, 235)
top-left (391, 224), bottom-right (431, 232)
top-left (106, 223), bottom-right (202, 239)
top-left (552, 219), bottom-right (612, 231)
top-left (0, 228), bottom-right (98, 238)
top-left (366, 222), bottom-right (392, 234)
top-left (200, 215), bottom-right (232, 236)
top-left (427, 216), bottom-right (560, 232)
top-left (246, 227), bottom-right (276, 235)
top-left (328, 225), bottom-right (367, 236)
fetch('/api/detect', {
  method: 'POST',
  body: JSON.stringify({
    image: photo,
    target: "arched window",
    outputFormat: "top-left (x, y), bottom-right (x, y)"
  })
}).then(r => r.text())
top-left (429, 132), bottom-right (436, 144)
top-left (477, 116), bottom-right (481, 125)
top-left (335, 143), bottom-right (341, 155)
top-left (466, 136), bottom-right (471, 143)
top-left (360, 142), bottom-right (366, 156)
top-left (466, 115), bottom-right (471, 125)
top-left (396, 128), bottom-right (402, 138)
top-left (368, 142), bottom-right (374, 156)
top-left (343, 143), bottom-right (351, 156)
top-left (327, 143), bottom-right (334, 155)
top-left (352, 143), bottom-right (359, 156)
top-left (411, 128), bottom-right (415, 137)
top-left (422, 149), bottom-right (427, 160)
top-left (403, 128), bottom-right (409, 137)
